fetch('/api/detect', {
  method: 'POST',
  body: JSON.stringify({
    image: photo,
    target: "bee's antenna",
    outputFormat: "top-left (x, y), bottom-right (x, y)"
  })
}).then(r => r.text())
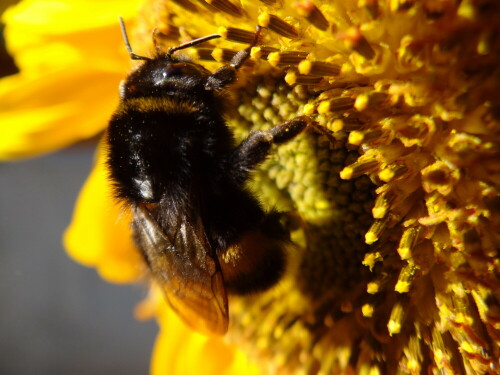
top-left (166, 33), bottom-right (222, 58)
top-left (119, 17), bottom-right (151, 61)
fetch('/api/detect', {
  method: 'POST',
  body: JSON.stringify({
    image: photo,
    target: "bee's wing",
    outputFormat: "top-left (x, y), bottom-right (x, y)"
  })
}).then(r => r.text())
top-left (132, 204), bottom-right (228, 335)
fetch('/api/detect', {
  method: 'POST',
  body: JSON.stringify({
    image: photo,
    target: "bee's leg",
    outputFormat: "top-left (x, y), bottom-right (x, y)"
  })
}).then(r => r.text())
top-left (205, 26), bottom-right (263, 90)
top-left (229, 116), bottom-right (312, 183)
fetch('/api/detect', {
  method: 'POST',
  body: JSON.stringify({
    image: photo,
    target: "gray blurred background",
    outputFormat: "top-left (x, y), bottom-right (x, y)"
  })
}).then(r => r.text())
top-left (0, 5), bottom-right (157, 373)
top-left (0, 146), bottom-right (158, 375)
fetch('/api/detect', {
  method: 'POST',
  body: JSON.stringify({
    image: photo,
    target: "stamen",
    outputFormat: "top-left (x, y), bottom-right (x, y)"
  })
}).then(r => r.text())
top-left (218, 27), bottom-right (257, 44)
top-left (365, 215), bottom-right (389, 244)
top-left (295, 0), bottom-right (329, 31)
top-left (394, 262), bottom-right (417, 293)
top-left (171, 0), bottom-right (198, 12)
top-left (258, 12), bottom-right (299, 39)
top-left (378, 165), bottom-right (408, 183)
top-left (194, 48), bottom-right (217, 61)
top-left (267, 51), bottom-right (309, 66)
top-left (211, 47), bottom-right (238, 62)
top-left (372, 190), bottom-right (396, 219)
top-left (251, 46), bottom-right (279, 60)
top-left (206, 0), bottom-right (244, 17)
top-left (285, 71), bottom-right (323, 85)
top-left (298, 60), bottom-right (341, 76)
top-left (397, 227), bottom-right (421, 260)
top-left (339, 28), bottom-right (376, 60)
top-left (355, 92), bottom-right (388, 111)
top-left (340, 158), bottom-right (379, 180)
top-left (388, 300), bottom-right (408, 335)
top-left (358, 0), bottom-right (379, 19)
top-left (154, 24), bottom-right (180, 40)
top-left (348, 129), bottom-right (383, 146)
top-left (329, 117), bottom-right (363, 132)
top-left (317, 97), bottom-right (355, 113)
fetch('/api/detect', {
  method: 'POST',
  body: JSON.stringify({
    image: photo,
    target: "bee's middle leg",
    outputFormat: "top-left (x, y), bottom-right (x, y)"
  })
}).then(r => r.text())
top-left (229, 116), bottom-right (313, 183)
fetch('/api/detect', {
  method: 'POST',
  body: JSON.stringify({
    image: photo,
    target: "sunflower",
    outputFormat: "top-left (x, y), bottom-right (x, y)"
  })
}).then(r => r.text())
top-left (1, 0), bottom-right (499, 374)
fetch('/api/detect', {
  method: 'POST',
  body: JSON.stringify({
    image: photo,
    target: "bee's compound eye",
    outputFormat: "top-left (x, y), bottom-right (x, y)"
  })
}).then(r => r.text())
top-left (164, 64), bottom-right (184, 77)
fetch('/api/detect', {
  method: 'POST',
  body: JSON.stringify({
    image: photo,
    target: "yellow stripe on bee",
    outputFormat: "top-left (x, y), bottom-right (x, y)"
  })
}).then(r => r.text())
top-left (121, 97), bottom-right (198, 114)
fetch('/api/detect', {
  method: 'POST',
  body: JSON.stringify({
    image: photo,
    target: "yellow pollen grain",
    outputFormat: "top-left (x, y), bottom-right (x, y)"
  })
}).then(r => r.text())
top-left (314, 199), bottom-right (330, 210)
top-left (250, 46), bottom-right (263, 59)
top-left (355, 94), bottom-right (369, 111)
top-left (363, 252), bottom-right (382, 271)
top-left (378, 168), bottom-right (395, 182)
top-left (317, 100), bottom-right (331, 114)
top-left (367, 281), bottom-right (380, 294)
top-left (339, 167), bottom-right (353, 180)
top-left (211, 48), bottom-right (225, 62)
top-left (460, 341), bottom-right (476, 354)
top-left (298, 60), bottom-right (312, 75)
top-left (457, 3), bottom-right (476, 20)
top-left (284, 71), bottom-right (297, 85)
top-left (267, 51), bottom-right (280, 66)
top-left (372, 206), bottom-right (387, 219)
top-left (362, 304), bottom-right (374, 317)
top-left (348, 130), bottom-right (364, 145)
top-left (395, 280), bottom-right (411, 293)
top-left (388, 320), bottom-right (401, 335)
top-left (330, 119), bottom-right (344, 132)
top-left (303, 103), bottom-right (316, 115)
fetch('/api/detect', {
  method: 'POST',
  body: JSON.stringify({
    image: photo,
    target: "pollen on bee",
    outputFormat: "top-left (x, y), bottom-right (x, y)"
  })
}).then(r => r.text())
top-left (258, 12), bottom-right (299, 39)
top-left (220, 245), bottom-right (242, 265)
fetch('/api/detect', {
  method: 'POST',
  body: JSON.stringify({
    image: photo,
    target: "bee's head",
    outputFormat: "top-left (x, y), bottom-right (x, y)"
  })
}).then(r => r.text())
top-left (118, 17), bottom-right (220, 100)
top-left (119, 58), bottom-right (212, 100)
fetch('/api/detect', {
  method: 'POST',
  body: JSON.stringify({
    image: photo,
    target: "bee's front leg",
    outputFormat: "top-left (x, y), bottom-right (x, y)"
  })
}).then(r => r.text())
top-left (205, 26), bottom-right (263, 90)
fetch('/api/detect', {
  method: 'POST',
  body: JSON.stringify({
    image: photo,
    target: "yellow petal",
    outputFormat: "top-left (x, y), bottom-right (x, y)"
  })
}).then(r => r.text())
top-left (0, 0), bottom-right (143, 160)
top-left (3, 0), bottom-right (142, 74)
top-left (63, 142), bottom-right (144, 283)
top-left (152, 304), bottom-right (259, 375)
top-left (0, 68), bottom-right (122, 159)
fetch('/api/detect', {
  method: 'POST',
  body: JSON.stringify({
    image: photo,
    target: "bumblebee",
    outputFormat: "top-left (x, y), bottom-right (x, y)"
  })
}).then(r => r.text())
top-left (106, 19), bottom-right (312, 335)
